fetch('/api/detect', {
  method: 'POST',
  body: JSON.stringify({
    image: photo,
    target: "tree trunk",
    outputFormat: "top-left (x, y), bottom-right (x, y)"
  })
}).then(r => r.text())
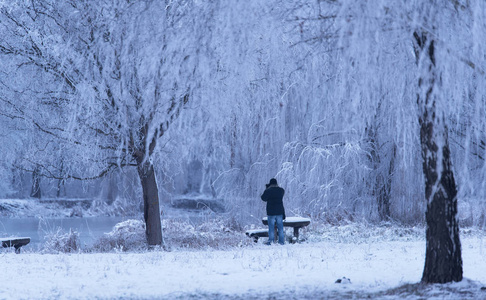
top-left (414, 32), bottom-right (463, 283)
top-left (421, 128), bottom-right (462, 283)
top-left (366, 122), bottom-right (394, 221)
top-left (137, 161), bottom-right (163, 247)
top-left (30, 169), bottom-right (41, 198)
top-left (105, 173), bottom-right (117, 205)
top-left (56, 178), bottom-right (64, 198)
top-left (56, 162), bottom-right (65, 198)
top-left (377, 143), bottom-right (396, 221)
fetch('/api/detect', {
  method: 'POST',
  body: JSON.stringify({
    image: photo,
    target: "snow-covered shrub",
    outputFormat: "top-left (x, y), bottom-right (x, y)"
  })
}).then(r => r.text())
top-left (42, 228), bottom-right (80, 253)
top-left (305, 221), bottom-right (424, 244)
top-left (91, 219), bottom-right (147, 252)
top-left (163, 218), bottom-right (251, 249)
top-left (0, 200), bottom-right (35, 217)
top-left (69, 205), bottom-right (83, 217)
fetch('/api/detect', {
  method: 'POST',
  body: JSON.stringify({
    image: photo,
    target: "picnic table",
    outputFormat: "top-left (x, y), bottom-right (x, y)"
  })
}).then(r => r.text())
top-left (0, 237), bottom-right (30, 254)
top-left (246, 217), bottom-right (311, 243)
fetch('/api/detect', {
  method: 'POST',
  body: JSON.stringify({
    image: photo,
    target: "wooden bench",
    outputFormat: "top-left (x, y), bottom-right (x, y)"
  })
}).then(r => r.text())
top-left (245, 229), bottom-right (268, 242)
top-left (246, 217), bottom-right (311, 244)
top-left (0, 237), bottom-right (30, 254)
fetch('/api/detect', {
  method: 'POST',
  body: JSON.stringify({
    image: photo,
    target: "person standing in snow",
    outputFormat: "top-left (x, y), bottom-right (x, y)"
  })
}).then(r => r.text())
top-left (261, 178), bottom-right (286, 245)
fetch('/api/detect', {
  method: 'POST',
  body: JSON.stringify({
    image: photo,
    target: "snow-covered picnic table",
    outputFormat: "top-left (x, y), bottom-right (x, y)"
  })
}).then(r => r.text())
top-left (1, 237), bottom-right (30, 253)
top-left (246, 217), bottom-right (311, 243)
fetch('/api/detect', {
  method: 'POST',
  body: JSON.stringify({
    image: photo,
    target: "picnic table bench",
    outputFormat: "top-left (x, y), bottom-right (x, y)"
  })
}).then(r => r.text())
top-left (245, 217), bottom-right (311, 243)
top-left (0, 237), bottom-right (30, 254)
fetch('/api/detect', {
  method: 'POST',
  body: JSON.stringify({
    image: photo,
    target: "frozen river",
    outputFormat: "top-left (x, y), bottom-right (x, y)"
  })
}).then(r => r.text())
top-left (0, 216), bottom-right (125, 251)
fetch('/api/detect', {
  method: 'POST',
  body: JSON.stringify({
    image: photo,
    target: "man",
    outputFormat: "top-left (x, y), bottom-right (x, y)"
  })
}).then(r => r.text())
top-left (261, 178), bottom-right (286, 245)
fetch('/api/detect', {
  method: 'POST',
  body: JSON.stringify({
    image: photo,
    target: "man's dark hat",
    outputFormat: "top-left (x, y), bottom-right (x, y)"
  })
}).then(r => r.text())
top-left (269, 178), bottom-right (278, 185)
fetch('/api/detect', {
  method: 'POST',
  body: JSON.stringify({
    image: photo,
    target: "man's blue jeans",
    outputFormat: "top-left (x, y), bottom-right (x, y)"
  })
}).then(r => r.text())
top-left (267, 215), bottom-right (284, 245)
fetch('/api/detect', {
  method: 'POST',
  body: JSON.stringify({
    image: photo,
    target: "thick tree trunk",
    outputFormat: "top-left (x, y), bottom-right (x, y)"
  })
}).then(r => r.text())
top-left (421, 126), bottom-right (462, 283)
top-left (415, 32), bottom-right (462, 283)
top-left (137, 161), bottom-right (163, 247)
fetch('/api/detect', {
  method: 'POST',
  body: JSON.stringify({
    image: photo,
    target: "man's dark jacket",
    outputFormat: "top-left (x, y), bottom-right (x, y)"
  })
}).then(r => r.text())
top-left (261, 185), bottom-right (286, 217)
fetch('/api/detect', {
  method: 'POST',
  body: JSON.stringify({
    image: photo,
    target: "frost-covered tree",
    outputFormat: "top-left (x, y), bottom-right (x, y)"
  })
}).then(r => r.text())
top-left (276, 0), bottom-right (417, 222)
top-left (0, 0), bottom-right (212, 246)
top-left (160, 1), bottom-right (302, 223)
top-left (410, 0), bottom-right (486, 283)
top-left (412, 0), bottom-right (464, 284)
top-left (285, 0), bottom-right (471, 283)
top-left (414, 28), bottom-right (462, 282)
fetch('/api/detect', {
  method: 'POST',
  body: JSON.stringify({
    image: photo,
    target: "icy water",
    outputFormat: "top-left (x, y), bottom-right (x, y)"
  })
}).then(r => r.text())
top-left (0, 217), bottom-right (125, 251)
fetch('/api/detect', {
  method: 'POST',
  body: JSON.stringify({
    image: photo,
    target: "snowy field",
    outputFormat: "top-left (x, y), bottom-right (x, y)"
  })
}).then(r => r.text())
top-left (1, 232), bottom-right (485, 299)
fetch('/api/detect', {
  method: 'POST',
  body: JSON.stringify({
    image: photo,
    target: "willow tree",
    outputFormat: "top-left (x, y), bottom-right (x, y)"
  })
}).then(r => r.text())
top-left (283, 0), bottom-right (470, 282)
top-left (412, 0), bottom-right (463, 283)
top-left (0, 0), bottom-right (210, 246)
top-left (414, 29), bottom-right (462, 282)
top-left (279, 0), bottom-right (419, 222)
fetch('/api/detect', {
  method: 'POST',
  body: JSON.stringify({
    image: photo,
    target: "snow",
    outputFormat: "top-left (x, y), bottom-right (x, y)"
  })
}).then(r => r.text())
top-left (262, 216), bottom-right (311, 223)
top-left (0, 198), bottom-right (134, 218)
top-left (284, 216), bottom-right (312, 223)
top-left (245, 229), bottom-right (267, 235)
top-left (0, 237), bottom-right (30, 241)
top-left (1, 234), bottom-right (485, 299)
top-left (0, 199), bottom-right (73, 218)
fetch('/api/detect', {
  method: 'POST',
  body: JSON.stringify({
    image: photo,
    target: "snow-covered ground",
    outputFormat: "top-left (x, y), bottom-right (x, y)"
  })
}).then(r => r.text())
top-left (0, 199), bottom-right (74, 218)
top-left (1, 199), bottom-right (485, 298)
top-left (1, 232), bottom-right (485, 299)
